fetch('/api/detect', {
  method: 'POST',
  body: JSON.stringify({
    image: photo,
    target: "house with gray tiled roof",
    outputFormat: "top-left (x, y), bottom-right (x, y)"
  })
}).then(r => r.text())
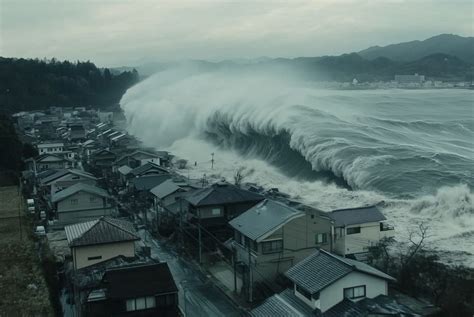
top-left (328, 206), bottom-right (394, 256)
top-left (40, 169), bottom-right (97, 194)
top-left (52, 183), bottom-right (115, 226)
top-left (65, 217), bottom-right (139, 270)
top-left (250, 249), bottom-right (396, 316)
top-left (184, 182), bottom-right (264, 228)
top-left (229, 199), bottom-right (333, 301)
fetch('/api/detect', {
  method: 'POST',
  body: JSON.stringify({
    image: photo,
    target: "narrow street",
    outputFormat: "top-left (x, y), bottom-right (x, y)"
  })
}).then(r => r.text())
top-left (138, 230), bottom-right (243, 317)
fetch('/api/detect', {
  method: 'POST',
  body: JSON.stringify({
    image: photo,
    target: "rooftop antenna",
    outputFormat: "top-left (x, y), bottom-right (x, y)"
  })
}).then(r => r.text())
top-left (211, 153), bottom-right (215, 169)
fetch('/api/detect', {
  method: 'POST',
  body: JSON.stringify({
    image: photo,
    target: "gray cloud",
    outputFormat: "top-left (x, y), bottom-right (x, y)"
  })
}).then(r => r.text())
top-left (1, 0), bottom-right (472, 67)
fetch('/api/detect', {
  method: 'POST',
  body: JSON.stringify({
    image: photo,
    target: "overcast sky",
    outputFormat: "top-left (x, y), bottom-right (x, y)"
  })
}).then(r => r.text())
top-left (1, 0), bottom-right (472, 67)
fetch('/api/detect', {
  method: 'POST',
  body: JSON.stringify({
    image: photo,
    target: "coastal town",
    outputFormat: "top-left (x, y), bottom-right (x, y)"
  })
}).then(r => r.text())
top-left (3, 105), bottom-right (445, 317)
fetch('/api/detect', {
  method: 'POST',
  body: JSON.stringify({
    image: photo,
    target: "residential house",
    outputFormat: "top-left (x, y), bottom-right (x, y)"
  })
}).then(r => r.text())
top-left (40, 169), bottom-right (97, 194)
top-left (52, 183), bottom-right (115, 225)
top-left (110, 133), bottom-right (131, 148)
top-left (329, 206), bottom-right (394, 257)
top-left (130, 174), bottom-right (172, 192)
top-left (250, 249), bottom-right (396, 316)
top-left (150, 179), bottom-right (198, 209)
top-left (33, 153), bottom-right (74, 172)
top-left (184, 182), bottom-right (264, 228)
top-left (65, 217), bottom-right (139, 270)
top-left (36, 141), bottom-right (64, 155)
top-left (85, 262), bottom-right (179, 317)
top-left (115, 150), bottom-right (163, 171)
top-left (117, 165), bottom-right (133, 186)
top-left (69, 123), bottom-right (86, 142)
top-left (129, 162), bottom-right (169, 178)
top-left (89, 149), bottom-right (117, 176)
top-left (230, 199), bottom-right (333, 296)
top-left (150, 179), bottom-right (200, 225)
top-left (81, 140), bottom-right (98, 160)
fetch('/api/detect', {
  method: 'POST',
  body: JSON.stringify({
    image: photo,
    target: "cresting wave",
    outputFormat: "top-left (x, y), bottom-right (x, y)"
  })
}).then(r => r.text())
top-left (121, 67), bottom-right (474, 265)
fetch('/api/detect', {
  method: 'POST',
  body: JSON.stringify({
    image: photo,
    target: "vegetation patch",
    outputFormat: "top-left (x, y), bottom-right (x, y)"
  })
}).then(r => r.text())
top-left (0, 186), bottom-right (53, 316)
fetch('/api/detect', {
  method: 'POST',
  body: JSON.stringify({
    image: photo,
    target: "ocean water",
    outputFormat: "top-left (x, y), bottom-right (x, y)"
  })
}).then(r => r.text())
top-left (121, 68), bottom-right (474, 266)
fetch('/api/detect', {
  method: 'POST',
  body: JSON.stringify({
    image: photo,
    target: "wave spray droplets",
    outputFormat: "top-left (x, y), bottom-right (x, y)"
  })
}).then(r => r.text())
top-left (121, 67), bottom-right (474, 265)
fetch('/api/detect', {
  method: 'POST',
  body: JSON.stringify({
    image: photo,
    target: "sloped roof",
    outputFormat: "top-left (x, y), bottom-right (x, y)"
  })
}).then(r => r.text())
top-left (131, 174), bottom-right (172, 191)
top-left (322, 298), bottom-right (366, 317)
top-left (104, 262), bottom-right (178, 299)
top-left (130, 162), bottom-right (169, 176)
top-left (185, 182), bottom-right (264, 207)
top-left (36, 153), bottom-right (69, 162)
top-left (329, 206), bottom-right (386, 227)
top-left (52, 183), bottom-right (110, 203)
top-left (150, 179), bottom-right (184, 199)
top-left (41, 168), bottom-right (96, 185)
top-left (285, 250), bottom-right (395, 295)
top-left (65, 217), bottom-right (139, 247)
top-left (250, 288), bottom-right (315, 317)
top-left (229, 199), bottom-right (303, 242)
top-left (117, 165), bottom-right (132, 175)
top-left (36, 169), bottom-right (59, 180)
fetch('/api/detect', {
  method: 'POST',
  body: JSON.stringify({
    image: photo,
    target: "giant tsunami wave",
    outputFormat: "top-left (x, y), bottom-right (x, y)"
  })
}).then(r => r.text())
top-left (121, 67), bottom-right (474, 264)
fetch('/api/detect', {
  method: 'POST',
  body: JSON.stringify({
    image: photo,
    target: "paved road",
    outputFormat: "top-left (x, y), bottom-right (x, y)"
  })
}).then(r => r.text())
top-left (138, 230), bottom-right (243, 317)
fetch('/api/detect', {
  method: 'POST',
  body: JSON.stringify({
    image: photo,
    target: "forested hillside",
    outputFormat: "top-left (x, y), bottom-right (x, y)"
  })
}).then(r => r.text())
top-left (0, 58), bottom-right (139, 113)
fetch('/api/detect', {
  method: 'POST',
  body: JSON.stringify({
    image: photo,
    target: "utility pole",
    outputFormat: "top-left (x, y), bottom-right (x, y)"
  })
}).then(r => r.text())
top-left (248, 244), bottom-right (253, 302)
top-left (211, 152), bottom-right (215, 169)
top-left (198, 219), bottom-right (202, 264)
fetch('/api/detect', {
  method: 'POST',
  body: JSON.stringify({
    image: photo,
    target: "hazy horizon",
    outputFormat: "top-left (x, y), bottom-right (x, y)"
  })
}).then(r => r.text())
top-left (1, 0), bottom-right (473, 67)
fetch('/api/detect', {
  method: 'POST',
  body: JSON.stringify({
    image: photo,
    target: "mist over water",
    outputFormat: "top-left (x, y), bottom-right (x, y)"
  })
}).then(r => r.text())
top-left (121, 67), bottom-right (474, 265)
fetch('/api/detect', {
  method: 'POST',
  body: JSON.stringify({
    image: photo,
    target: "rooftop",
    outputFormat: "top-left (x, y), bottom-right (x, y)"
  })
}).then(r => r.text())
top-left (249, 288), bottom-right (315, 317)
top-left (104, 262), bottom-right (178, 299)
top-left (117, 165), bottom-right (133, 175)
top-left (41, 168), bottom-right (96, 185)
top-left (285, 249), bottom-right (395, 295)
top-left (329, 205), bottom-right (386, 227)
top-left (130, 162), bottom-right (169, 176)
top-left (131, 174), bottom-right (172, 191)
top-left (150, 179), bottom-right (187, 199)
top-left (51, 183), bottom-right (110, 203)
top-left (229, 199), bottom-right (303, 242)
top-left (185, 182), bottom-right (264, 207)
top-left (64, 217), bottom-right (139, 247)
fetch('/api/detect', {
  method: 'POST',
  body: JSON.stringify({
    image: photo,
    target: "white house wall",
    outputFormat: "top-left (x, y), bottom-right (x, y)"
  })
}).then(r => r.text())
top-left (74, 241), bottom-right (135, 269)
top-left (319, 271), bottom-right (388, 312)
top-left (336, 222), bottom-right (390, 255)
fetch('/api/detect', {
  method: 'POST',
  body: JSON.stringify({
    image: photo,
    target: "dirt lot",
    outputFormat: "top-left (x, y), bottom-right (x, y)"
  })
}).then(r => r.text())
top-left (0, 186), bottom-right (53, 316)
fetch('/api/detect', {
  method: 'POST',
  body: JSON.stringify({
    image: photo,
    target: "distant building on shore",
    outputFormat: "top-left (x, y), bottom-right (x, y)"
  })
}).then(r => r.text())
top-left (395, 73), bottom-right (425, 84)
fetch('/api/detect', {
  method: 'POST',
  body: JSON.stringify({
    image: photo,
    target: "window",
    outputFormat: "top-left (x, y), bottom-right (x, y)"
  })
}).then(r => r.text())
top-left (70, 199), bottom-right (78, 205)
top-left (315, 233), bottom-right (328, 244)
top-left (87, 256), bottom-right (102, 261)
top-left (89, 196), bottom-right (97, 203)
top-left (126, 296), bottom-right (157, 311)
top-left (343, 285), bottom-right (366, 299)
top-left (136, 297), bottom-right (146, 310)
top-left (262, 239), bottom-right (283, 254)
top-left (211, 208), bottom-right (221, 216)
top-left (156, 294), bottom-right (176, 307)
top-left (146, 296), bottom-right (156, 308)
top-left (347, 227), bottom-right (361, 235)
top-left (126, 299), bottom-right (135, 311)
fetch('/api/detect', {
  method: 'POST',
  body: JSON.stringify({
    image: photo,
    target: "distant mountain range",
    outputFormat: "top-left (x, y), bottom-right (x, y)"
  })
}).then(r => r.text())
top-left (358, 34), bottom-right (474, 64)
top-left (120, 34), bottom-right (473, 82)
